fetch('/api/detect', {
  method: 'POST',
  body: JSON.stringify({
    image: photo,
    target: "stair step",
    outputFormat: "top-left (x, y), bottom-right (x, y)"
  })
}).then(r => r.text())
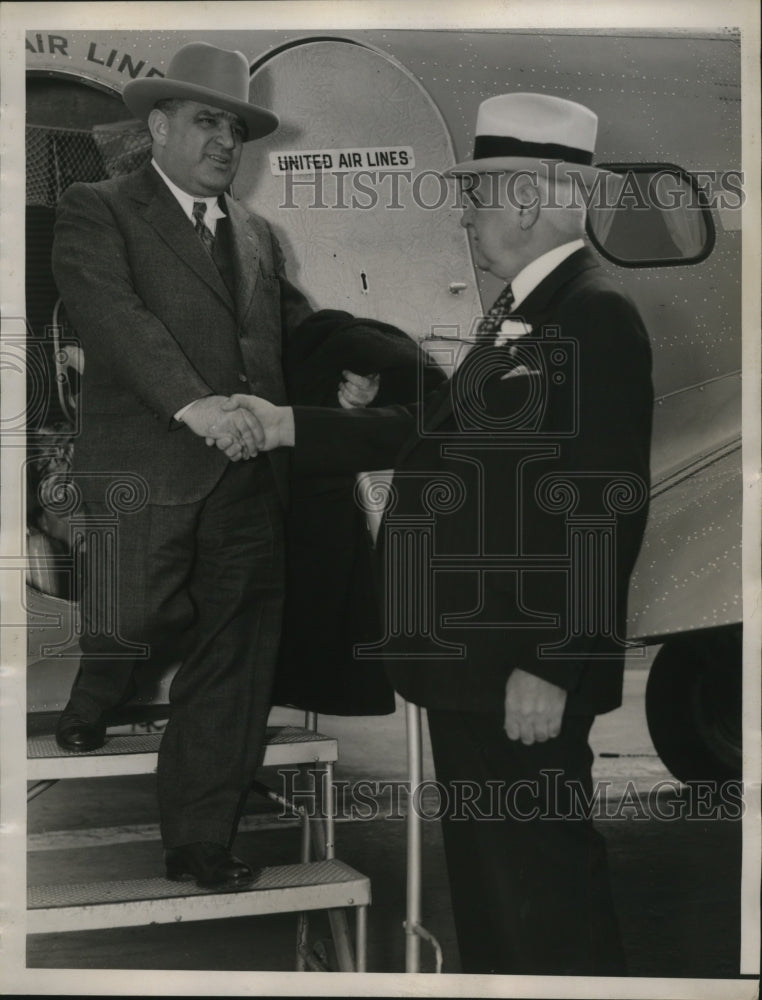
top-left (28, 725), bottom-right (337, 779)
top-left (28, 859), bottom-right (370, 933)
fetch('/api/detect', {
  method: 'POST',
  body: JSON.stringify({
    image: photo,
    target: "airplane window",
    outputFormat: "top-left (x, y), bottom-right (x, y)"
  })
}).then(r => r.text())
top-left (586, 164), bottom-right (715, 268)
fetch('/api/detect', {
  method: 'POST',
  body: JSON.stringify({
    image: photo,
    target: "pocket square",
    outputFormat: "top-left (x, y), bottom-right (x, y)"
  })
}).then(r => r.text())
top-left (493, 317), bottom-right (532, 348)
top-left (500, 365), bottom-right (541, 380)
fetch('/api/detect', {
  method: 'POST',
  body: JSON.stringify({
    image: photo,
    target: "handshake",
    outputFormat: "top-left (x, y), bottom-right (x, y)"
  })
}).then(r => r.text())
top-left (182, 370), bottom-right (379, 462)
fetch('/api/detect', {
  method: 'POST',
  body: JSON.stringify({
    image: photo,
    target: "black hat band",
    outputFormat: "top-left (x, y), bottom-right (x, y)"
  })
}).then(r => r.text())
top-left (473, 134), bottom-right (594, 165)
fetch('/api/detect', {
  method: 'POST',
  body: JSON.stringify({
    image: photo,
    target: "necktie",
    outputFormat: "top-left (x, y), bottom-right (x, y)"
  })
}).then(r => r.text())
top-left (476, 284), bottom-right (515, 344)
top-left (192, 200), bottom-right (215, 255)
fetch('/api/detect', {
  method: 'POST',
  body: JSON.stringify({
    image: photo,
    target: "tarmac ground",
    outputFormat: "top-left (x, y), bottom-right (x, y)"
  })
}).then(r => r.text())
top-left (26, 663), bottom-right (744, 980)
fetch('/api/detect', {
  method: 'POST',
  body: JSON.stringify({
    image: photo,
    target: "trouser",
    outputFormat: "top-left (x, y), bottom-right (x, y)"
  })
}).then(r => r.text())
top-left (426, 708), bottom-right (626, 976)
top-left (68, 458), bottom-right (285, 847)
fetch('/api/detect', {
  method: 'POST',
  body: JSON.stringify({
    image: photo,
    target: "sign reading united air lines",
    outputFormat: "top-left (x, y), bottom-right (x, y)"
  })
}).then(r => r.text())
top-left (270, 147), bottom-right (415, 175)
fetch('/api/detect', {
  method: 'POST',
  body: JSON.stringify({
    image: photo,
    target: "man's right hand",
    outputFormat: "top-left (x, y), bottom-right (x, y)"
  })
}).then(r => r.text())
top-left (181, 395), bottom-right (264, 461)
top-left (220, 395), bottom-right (295, 452)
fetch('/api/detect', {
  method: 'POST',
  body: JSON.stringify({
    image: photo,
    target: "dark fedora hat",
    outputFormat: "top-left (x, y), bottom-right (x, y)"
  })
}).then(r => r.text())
top-left (122, 42), bottom-right (278, 141)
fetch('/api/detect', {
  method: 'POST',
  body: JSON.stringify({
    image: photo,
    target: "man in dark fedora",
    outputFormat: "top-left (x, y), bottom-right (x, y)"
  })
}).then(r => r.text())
top-left (51, 41), bottom-right (377, 890)
top-left (225, 92), bottom-right (653, 972)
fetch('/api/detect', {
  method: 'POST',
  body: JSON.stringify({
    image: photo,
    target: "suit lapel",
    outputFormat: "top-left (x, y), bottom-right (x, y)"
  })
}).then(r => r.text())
top-left (135, 165), bottom-right (235, 312)
top-left (394, 248), bottom-right (601, 465)
top-left (512, 246), bottom-right (600, 328)
top-left (224, 196), bottom-right (262, 323)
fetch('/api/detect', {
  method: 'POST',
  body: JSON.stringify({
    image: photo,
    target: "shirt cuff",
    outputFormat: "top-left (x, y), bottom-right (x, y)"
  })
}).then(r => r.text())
top-left (174, 399), bottom-right (202, 423)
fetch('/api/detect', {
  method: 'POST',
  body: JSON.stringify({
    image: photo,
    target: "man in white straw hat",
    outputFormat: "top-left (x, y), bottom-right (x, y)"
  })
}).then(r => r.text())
top-left (228, 91), bottom-right (653, 972)
top-left (51, 41), bottom-right (377, 890)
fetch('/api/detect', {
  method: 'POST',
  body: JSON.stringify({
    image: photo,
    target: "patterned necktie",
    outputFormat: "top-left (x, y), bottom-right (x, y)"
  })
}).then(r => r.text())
top-left (192, 200), bottom-right (215, 255)
top-left (476, 283), bottom-right (515, 344)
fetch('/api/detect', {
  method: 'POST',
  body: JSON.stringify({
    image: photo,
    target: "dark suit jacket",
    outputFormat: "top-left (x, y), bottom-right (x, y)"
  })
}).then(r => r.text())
top-left (52, 162), bottom-right (313, 506)
top-left (293, 247), bottom-right (653, 716)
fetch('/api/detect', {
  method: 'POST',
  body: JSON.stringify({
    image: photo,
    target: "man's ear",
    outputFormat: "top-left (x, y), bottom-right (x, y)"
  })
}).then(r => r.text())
top-left (514, 174), bottom-right (541, 231)
top-left (519, 203), bottom-right (540, 231)
top-left (148, 109), bottom-right (169, 147)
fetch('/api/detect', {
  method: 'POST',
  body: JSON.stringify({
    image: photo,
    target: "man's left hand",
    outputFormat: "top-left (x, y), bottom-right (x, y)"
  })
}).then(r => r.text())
top-left (338, 370), bottom-right (380, 409)
top-left (504, 668), bottom-right (567, 745)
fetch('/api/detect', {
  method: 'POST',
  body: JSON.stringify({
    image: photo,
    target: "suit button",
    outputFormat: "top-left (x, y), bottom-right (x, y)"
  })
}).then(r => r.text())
top-left (238, 373), bottom-right (248, 384)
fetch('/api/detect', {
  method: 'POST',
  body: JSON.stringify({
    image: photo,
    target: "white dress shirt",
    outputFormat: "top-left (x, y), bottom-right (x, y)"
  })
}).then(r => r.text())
top-left (510, 238), bottom-right (585, 311)
top-left (149, 160), bottom-right (228, 422)
top-left (151, 158), bottom-right (226, 234)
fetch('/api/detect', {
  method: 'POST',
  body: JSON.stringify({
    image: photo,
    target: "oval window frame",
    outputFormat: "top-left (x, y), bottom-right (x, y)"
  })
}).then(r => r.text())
top-left (586, 161), bottom-right (717, 268)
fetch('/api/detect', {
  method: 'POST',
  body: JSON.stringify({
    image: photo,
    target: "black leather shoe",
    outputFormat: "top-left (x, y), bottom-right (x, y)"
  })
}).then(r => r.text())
top-left (165, 842), bottom-right (257, 891)
top-left (55, 707), bottom-right (106, 752)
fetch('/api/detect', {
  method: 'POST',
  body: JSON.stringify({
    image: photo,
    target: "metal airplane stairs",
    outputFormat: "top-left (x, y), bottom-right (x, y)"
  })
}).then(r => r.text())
top-left (27, 722), bottom-right (370, 971)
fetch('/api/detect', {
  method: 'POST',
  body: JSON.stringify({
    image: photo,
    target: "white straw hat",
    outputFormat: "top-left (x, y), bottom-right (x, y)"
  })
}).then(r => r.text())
top-left (447, 92), bottom-right (610, 182)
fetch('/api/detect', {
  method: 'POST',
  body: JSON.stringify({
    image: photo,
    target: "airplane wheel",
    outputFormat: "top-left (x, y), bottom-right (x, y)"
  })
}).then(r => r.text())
top-left (645, 626), bottom-right (742, 784)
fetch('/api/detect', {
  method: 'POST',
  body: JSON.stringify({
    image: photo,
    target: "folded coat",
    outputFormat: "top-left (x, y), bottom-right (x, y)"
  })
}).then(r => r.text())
top-left (274, 310), bottom-right (447, 716)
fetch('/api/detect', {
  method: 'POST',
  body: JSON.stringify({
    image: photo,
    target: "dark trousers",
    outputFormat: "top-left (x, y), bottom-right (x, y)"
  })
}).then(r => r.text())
top-left (70, 458), bottom-right (285, 847)
top-left (426, 708), bottom-right (626, 976)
